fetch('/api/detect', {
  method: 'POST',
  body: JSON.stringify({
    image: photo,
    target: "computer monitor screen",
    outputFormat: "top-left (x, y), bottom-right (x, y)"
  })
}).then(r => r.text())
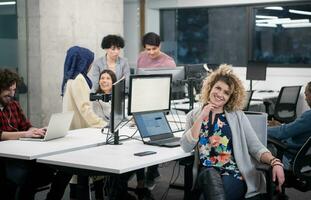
top-left (128, 74), bottom-right (172, 115)
top-left (136, 66), bottom-right (185, 100)
top-left (246, 61), bottom-right (267, 81)
top-left (110, 78), bottom-right (125, 133)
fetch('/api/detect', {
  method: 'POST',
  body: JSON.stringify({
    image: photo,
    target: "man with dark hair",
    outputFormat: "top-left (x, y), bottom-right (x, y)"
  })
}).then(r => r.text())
top-left (135, 32), bottom-right (177, 200)
top-left (0, 69), bottom-right (71, 200)
top-left (268, 81), bottom-right (311, 169)
top-left (137, 32), bottom-right (176, 68)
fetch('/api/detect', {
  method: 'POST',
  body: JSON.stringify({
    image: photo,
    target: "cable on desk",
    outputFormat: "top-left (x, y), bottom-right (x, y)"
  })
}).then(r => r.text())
top-left (171, 161), bottom-right (181, 185)
top-left (169, 106), bottom-right (185, 131)
top-left (105, 129), bottom-right (139, 144)
top-left (120, 117), bottom-right (132, 129)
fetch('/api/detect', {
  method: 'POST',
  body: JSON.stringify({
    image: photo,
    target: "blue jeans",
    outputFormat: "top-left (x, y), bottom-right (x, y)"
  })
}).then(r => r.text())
top-left (222, 174), bottom-right (246, 200)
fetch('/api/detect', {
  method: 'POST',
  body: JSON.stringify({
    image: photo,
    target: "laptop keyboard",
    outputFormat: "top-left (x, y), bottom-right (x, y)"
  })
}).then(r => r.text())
top-left (156, 137), bottom-right (180, 145)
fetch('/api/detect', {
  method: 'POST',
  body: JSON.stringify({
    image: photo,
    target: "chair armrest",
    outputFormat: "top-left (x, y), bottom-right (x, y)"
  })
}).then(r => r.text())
top-left (268, 137), bottom-right (288, 151)
top-left (257, 163), bottom-right (272, 172)
top-left (267, 136), bottom-right (297, 160)
top-left (257, 164), bottom-right (274, 199)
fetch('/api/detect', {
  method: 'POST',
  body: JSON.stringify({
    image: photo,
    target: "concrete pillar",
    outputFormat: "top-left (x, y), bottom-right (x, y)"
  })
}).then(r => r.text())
top-left (26, 0), bottom-right (124, 126)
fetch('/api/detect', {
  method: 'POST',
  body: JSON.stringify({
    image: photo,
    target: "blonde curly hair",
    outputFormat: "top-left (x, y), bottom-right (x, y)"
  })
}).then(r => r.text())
top-left (200, 64), bottom-right (246, 112)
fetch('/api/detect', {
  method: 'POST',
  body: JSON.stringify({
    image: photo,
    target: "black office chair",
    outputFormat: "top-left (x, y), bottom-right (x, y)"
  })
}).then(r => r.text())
top-left (264, 86), bottom-right (302, 123)
top-left (243, 90), bottom-right (254, 111)
top-left (267, 136), bottom-right (311, 199)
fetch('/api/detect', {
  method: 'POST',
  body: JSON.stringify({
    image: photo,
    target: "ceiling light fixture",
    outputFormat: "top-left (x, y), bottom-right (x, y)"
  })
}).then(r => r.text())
top-left (265, 6), bottom-right (283, 10)
top-left (256, 18), bottom-right (291, 24)
top-left (282, 23), bottom-right (311, 28)
top-left (0, 1), bottom-right (16, 6)
top-left (256, 23), bottom-right (277, 28)
top-left (256, 15), bottom-right (278, 19)
top-left (289, 9), bottom-right (311, 16)
top-left (281, 19), bottom-right (310, 24)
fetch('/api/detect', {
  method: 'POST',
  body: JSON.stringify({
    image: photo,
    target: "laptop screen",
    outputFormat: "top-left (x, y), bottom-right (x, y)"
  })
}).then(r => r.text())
top-left (134, 112), bottom-right (171, 138)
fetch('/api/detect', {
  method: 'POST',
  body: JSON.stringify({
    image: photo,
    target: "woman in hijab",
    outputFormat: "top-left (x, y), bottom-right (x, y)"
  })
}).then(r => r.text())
top-left (61, 46), bottom-right (107, 129)
top-left (61, 46), bottom-right (107, 200)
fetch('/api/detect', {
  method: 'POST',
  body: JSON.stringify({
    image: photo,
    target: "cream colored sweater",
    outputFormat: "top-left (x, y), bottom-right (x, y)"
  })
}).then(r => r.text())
top-left (62, 74), bottom-right (107, 129)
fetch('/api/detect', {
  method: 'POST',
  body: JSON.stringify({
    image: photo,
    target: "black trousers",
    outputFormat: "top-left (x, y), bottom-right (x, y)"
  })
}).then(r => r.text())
top-left (5, 159), bottom-right (72, 200)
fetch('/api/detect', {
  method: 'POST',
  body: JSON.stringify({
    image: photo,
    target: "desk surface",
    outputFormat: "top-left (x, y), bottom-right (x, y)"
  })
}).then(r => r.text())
top-left (37, 139), bottom-right (192, 174)
top-left (0, 128), bottom-right (105, 160)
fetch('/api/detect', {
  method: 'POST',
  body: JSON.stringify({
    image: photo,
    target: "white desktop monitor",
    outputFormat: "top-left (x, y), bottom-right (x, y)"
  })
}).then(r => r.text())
top-left (128, 74), bottom-right (172, 115)
top-left (136, 66), bottom-right (185, 100)
top-left (135, 66), bottom-right (185, 82)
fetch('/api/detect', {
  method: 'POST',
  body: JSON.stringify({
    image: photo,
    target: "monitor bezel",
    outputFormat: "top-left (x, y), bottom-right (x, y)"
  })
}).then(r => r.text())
top-left (110, 77), bottom-right (125, 134)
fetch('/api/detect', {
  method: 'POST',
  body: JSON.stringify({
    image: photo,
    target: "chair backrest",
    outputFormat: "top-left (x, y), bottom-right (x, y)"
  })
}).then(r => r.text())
top-left (243, 90), bottom-right (254, 111)
top-left (292, 136), bottom-right (311, 182)
top-left (245, 111), bottom-right (268, 146)
top-left (274, 86), bottom-right (302, 123)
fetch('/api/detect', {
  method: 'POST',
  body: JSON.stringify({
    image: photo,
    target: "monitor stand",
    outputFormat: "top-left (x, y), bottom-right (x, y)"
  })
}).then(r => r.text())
top-left (113, 130), bottom-right (122, 145)
top-left (106, 129), bottom-right (122, 145)
top-left (249, 80), bottom-right (253, 91)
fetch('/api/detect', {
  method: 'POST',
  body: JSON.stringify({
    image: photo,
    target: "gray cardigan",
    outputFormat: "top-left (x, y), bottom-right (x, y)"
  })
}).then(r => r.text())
top-left (180, 107), bottom-right (269, 198)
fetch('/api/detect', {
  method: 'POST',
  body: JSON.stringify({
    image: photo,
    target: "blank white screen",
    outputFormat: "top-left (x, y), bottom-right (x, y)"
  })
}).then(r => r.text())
top-left (130, 76), bottom-right (171, 113)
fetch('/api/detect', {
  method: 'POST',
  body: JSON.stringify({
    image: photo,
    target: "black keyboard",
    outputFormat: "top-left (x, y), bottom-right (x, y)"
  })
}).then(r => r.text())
top-left (156, 137), bottom-right (180, 145)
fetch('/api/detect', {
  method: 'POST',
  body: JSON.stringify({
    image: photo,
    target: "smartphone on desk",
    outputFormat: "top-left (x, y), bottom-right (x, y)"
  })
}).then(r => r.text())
top-left (134, 151), bottom-right (157, 156)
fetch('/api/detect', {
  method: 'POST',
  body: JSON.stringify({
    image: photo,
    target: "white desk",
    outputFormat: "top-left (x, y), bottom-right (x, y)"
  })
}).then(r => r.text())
top-left (37, 139), bottom-right (192, 174)
top-left (0, 128), bottom-right (105, 160)
top-left (171, 102), bottom-right (200, 112)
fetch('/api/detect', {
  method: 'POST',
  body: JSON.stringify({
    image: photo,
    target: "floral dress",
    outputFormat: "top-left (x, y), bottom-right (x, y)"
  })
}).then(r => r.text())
top-left (198, 112), bottom-right (243, 180)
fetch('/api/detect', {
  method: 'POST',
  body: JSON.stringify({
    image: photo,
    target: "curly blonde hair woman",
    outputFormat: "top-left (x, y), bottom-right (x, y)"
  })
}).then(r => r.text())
top-left (200, 64), bottom-right (246, 112)
top-left (181, 64), bottom-right (285, 200)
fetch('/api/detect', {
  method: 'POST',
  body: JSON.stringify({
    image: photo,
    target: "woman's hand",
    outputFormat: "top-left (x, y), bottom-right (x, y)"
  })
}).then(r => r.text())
top-left (268, 118), bottom-right (281, 127)
top-left (272, 165), bottom-right (285, 192)
top-left (191, 103), bottom-right (219, 139)
top-left (199, 102), bottom-right (218, 120)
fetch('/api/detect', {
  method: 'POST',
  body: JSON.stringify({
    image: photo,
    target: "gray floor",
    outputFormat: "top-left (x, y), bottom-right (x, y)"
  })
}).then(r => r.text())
top-left (36, 161), bottom-right (311, 200)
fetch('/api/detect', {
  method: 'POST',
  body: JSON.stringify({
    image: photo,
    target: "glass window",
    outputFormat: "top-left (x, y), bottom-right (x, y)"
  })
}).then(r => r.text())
top-left (160, 6), bottom-right (248, 66)
top-left (160, 1), bottom-right (311, 67)
top-left (252, 3), bottom-right (311, 65)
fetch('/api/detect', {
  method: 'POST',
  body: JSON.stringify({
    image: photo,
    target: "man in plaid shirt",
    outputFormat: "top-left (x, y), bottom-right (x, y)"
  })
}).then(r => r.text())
top-left (0, 69), bottom-right (71, 200)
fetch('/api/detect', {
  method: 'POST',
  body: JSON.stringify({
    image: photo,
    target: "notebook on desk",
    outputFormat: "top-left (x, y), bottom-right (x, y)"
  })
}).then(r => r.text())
top-left (133, 111), bottom-right (181, 147)
top-left (19, 112), bottom-right (74, 141)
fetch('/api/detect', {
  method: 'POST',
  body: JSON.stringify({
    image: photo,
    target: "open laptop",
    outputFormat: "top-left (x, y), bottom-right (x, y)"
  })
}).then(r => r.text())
top-left (19, 112), bottom-right (74, 141)
top-left (133, 111), bottom-right (181, 147)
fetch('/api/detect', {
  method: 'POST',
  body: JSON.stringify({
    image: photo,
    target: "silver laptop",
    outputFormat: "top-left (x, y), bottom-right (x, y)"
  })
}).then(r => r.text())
top-left (20, 112), bottom-right (74, 141)
top-left (133, 111), bottom-right (181, 147)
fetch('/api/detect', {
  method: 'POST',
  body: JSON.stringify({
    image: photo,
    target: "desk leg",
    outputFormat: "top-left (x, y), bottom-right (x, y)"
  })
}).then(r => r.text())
top-left (169, 157), bottom-right (194, 200)
top-left (184, 160), bottom-right (193, 200)
top-left (76, 176), bottom-right (90, 200)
